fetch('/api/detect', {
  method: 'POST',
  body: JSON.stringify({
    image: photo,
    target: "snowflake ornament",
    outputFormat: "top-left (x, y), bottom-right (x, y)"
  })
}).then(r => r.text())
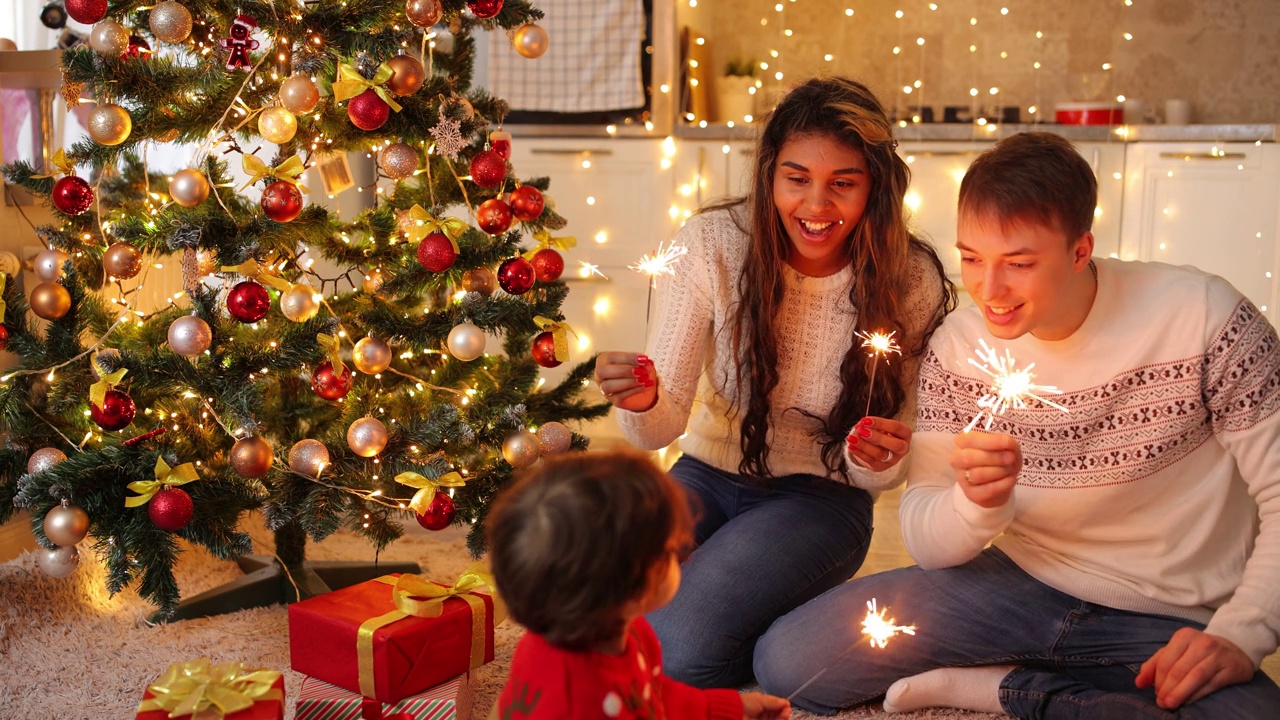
top-left (430, 116), bottom-right (465, 161)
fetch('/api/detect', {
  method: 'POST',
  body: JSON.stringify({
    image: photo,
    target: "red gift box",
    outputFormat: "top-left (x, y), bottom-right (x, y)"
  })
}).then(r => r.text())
top-left (295, 673), bottom-right (472, 720)
top-left (289, 567), bottom-right (499, 703)
top-left (135, 659), bottom-right (285, 720)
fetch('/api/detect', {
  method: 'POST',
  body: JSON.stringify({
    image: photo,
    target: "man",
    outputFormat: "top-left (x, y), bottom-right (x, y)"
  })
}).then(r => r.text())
top-left (753, 132), bottom-right (1280, 719)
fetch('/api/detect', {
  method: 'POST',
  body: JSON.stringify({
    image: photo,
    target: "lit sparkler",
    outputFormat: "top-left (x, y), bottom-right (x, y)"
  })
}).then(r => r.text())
top-left (963, 339), bottom-right (1068, 432)
top-left (578, 261), bottom-right (608, 280)
top-left (629, 241), bottom-right (689, 287)
top-left (858, 330), bottom-right (902, 417)
top-left (860, 598), bottom-right (916, 649)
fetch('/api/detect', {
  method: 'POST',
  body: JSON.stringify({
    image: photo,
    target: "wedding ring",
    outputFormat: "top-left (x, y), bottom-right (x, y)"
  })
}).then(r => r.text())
top-left (883, 449), bottom-right (894, 462)
top-left (964, 469), bottom-right (971, 481)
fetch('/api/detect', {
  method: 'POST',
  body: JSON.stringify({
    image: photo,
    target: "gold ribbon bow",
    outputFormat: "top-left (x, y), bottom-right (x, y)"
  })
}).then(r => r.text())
top-left (220, 259), bottom-right (292, 292)
top-left (33, 149), bottom-right (76, 179)
top-left (0, 274), bottom-right (7, 323)
top-left (395, 470), bottom-right (466, 514)
top-left (405, 205), bottom-right (466, 250)
top-left (533, 316), bottom-right (576, 363)
top-left (332, 63), bottom-right (403, 113)
top-left (316, 333), bottom-right (346, 377)
top-left (125, 456), bottom-right (200, 507)
top-left (135, 658), bottom-right (283, 718)
top-left (521, 229), bottom-right (577, 261)
top-left (89, 352), bottom-right (128, 408)
top-left (240, 154), bottom-right (310, 193)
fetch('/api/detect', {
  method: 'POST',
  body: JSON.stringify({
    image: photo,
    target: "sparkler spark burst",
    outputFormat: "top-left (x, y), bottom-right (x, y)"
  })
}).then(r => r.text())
top-left (629, 242), bottom-right (689, 284)
top-left (578, 261), bottom-right (608, 280)
top-left (858, 330), bottom-right (902, 360)
top-left (964, 339), bottom-right (1068, 432)
top-left (861, 598), bottom-right (916, 649)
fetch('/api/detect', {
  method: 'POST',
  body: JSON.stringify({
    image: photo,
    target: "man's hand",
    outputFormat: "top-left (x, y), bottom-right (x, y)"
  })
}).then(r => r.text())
top-left (1135, 628), bottom-right (1255, 709)
top-left (951, 431), bottom-right (1021, 508)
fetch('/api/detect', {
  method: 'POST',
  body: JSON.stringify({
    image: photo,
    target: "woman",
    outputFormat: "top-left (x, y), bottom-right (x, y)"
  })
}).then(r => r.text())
top-left (593, 77), bottom-right (956, 688)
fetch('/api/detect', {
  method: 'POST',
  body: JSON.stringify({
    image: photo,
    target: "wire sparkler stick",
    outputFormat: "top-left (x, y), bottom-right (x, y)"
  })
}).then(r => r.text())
top-left (857, 330), bottom-right (902, 417)
top-left (963, 339), bottom-right (1068, 432)
top-left (786, 598), bottom-right (918, 702)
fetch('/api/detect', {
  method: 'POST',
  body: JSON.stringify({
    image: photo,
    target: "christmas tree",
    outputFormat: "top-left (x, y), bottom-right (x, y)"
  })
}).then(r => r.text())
top-left (0, 0), bottom-right (606, 619)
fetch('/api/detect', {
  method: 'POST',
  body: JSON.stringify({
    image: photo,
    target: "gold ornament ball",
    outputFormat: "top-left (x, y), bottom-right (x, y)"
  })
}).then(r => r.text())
top-left (347, 417), bottom-right (388, 458)
top-left (513, 23), bottom-right (549, 59)
top-left (536, 421), bottom-right (573, 454)
top-left (102, 242), bottom-right (143, 279)
top-left (405, 0), bottom-right (443, 27)
top-left (279, 75), bottom-right (320, 114)
top-left (288, 439), bottom-right (330, 478)
top-left (280, 283), bottom-right (320, 322)
top-left (169, 169), bottom-right (209, 207)
top-left (89, 104), bottom-right (132, 146)
top-left (353, 336), bottom-right (392, 374)
top-left (30, 282), bottom-right (71, 320)
top-left (167, 315), bottom-right (212, 356)
top-left (258, 106), bottom-right (298, 144)
top-left (230, 436), bottom-right (274, 478)
top-left (362, 267), bottom-right (386, 293)
top-left (379, 142), bottom-right (419, 180)
top-left (37, 545), bottom-right (79, 578)
top-left (89, 18), bottom-right (130, 56)
top-left (34, 248), bottom-right (69, 281)
top-left (386, 55), bottom-right (426, 97)
top-left (502, 429), bottom-right (542, 468)
top-left (447, 322), bottom-right (486, 361)
top-left (44, 503), bottom-right (90, 547)
top-left (461, 267), bottom-right (496, 296)
top-left (27, 447), bottom-right (67, 475)
top-left (149, 1), bottom-right (194, 44)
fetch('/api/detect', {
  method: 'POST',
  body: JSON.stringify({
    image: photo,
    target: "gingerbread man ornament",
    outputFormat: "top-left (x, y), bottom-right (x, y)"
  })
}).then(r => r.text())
top-left (220, 14), bottom-right (260, 71)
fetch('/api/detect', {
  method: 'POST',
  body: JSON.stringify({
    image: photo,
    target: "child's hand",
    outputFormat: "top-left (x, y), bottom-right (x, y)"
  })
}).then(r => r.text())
top-left (741, 691), bottom-right (791, 719)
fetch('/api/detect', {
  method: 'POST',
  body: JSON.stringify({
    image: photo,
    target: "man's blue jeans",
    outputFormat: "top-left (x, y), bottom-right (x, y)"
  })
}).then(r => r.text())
top-left (754, 548), bottom-right (1280, 718)
top-left (647, 454), bottom-right (874, 688)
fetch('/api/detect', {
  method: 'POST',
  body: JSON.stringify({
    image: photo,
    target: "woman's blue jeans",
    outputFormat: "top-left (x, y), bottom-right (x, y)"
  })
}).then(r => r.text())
top-left (647, 454), bottom-right (874, 688)
top-left (754, 547), bottom-right (1280, 718)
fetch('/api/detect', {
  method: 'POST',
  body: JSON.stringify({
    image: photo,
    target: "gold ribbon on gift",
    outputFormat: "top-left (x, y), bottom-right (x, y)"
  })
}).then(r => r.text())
top-left (396, 470), bottom-right (465, 513)
top-left (521, 229), bottom-right (577, 260)
top-left (240, 154), bottom-right (310, 193)
top-left (220, 259), bottom-right (292, 292)
top-left (533, 316), bottom-right (576, 363)
top-left (316, 333), bottom-right (346, 377)
top-left (33, 148), bottom-right (76, 179)
top-left (405, 205), bottom-right (466, 250)
top-left (0, 274), bottom-right (7, 323)
top-left (332, 63), bottom-right (403, 113)
top-left (89, 352), bottom-right (128, 408)
top-left (135, 658), bottom-right (282, 719)
top-left (357, 563), bottom-right (507, 697)
top-left (126, 456), bottom-right (199, 507)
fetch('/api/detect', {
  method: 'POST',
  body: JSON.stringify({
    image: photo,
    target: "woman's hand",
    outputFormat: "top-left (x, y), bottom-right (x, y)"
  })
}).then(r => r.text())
top-left (846, 417), bottom-right (911, 471)
top-left (741, 692), bottom-right (791, 719)
top-left (593, 352), bottom-right (659, 412)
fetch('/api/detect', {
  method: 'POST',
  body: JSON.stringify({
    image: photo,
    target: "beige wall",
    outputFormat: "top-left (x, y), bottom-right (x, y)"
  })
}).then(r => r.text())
top-left (679, 0), bottom-right (1280, 125)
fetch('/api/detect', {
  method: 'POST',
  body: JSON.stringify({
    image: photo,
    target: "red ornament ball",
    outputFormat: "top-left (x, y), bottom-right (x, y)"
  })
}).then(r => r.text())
top-left (261, 180), bottom-right (303, 223)
top-left (469, 150), bottom-right (507, 189)
top-left (227, 280), bottom-right (271, 323)
top-left (509, 184), bottom-right (545, 222)
top-left (466, 0), bottom-right (504, 19)
top-left (0, 325), bottom-right (8, 352)
top-left (416, 232), bottom-right (457, 272)
top-left (531, 248), bottom-right (565, 283)
top-left (415, 491), bottom-right (456, 531)
top-left (476, 198), bottom-right (513, 235)
top-left (148, 486), bottom-right (194, 532)
top-left (347, 88), bottom-right (391, 131)
top-left (497, 256), bottom-right (536, 295)
top-left (124, 35), bottom-right (151, 60)
top-left (52, 175), bottom-right (94, 216)
top-left (531, 331), bottom-right (562, 368)
top-left (312, 361), bottom-right (354, 401)
top-left (90, 389), bottom-right (136, 431)
top-left (66, 0), bottom-right (108, 24)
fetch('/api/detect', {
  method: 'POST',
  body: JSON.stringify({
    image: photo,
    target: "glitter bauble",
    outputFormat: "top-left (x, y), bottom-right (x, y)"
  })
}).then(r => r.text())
top-left (66, 0), bottom-right (107, 25)
top-left (102, 242), bottom-right (142, 279)
top-left (52, 176), bottom-right (93, 216)
top-left (476, 198), bottom-right (513, 235)
top-left (90, 389), bottom-right (136, 431)
top-left (279, 75), bottom-right (320, 114)
top-left (44, 503), bottom-right (90, 546)
top-left (148, 486), bottom-right (193, 531)
top-left (89, 18), bottom-right (130, 56)
top-left (353, 336), bottom-right (392, 374)
top-left (461, 267), bottom-right (496, 296)
top-left (502, 429), bottom-right (541, 468)
top-left (257, 106), bottom-right (298, 144)
top-left (37, 545), bottom-right (79, 578)
top-left (379, 142), bottom-right (419, 180)
top-left (0, 324), bottom-right (7, 352)
top-left (405, 0), bottom-right (443, 27)
top-left (261, 180), bottom-right (304, 222)
top-left (167, 315), bottom-right (212, 356)
top-left (531, 331), bottom-right (561, 368)
top-left (509, 184), bottom-right (544, 222)
top-left (467, 0), bottom-right (504, 19)
top-left (279, 282), bottom-right (319, 322)
top-left (531, 248), bottom-right (564, 283)
top-left (537, 421), bottom-right (573, 454)
top-left (27, 447), bottom-right (67, 475)
top-left (347, 88), bottom-right (391, 131)
top-left (312, 361), bottom-right (354, 401)
top-left (149, 1), bottom-right (194, 44)
top-left (469, 150), bottom-right (506, 189)
top-left (30, 282), bottom-right (71, 320)
top-left (513, 23), bottom-right (549, 59)
top-left (230, 436), bottom-right (273, 478)
top-left (169, 169), bottom-right (210, 207)
top-left (34, 248), bottom-right (69, 281)
top-left (288, 439), bottom-right (329, 478)
top-left (88, 103), bottom-right (132, 146)
top-left (447, 322), bottom-right (486, 361)
top-left (346, 416), bottom-right (388, 457)
top-left (386, 54), bottom-right (425, 97)
top-left (414, 491), bottom-right (455, 531)
top-left (497, 256), bottom-right (535, 295)
top-left (362, 267), bottom-right (386, 293)
top-left (124, 35), bottom-right (151, 60)
top-left (226, 280), bottom-right (270, 323)
top-left (416, 232), bottom-right (457, 272)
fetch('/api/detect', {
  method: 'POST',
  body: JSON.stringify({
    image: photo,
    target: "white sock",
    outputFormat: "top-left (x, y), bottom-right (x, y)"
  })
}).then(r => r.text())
top-left (881, 665), bottom-right (1014, 715)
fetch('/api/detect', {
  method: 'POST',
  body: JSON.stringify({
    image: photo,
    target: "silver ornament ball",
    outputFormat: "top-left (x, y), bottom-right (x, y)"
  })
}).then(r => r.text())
top-left (44, 503), bottom-right (90, 547)
top-left (34, 248), bottom-right (69, 282)
top-left (513, 23), bottom-right (549, 59)
top-left (258, 106), bottom-right (298, 144)
top-left (149, 1), bottom-right (193, 44)
top-left (168, 315), bottom-right (212, 357)
top-left (280, 283), bottom-right (320, 322)
top-left (169, 169), bottom-right (209, 207)
top-left (89, 18), bottom-right (130, 55)
top-left (347, 417), bottom-right (388, 458)
top-left (536, 421), bottom-right (573, 454)
top-left (379, 143), bottom-right (419, 180)
top-left (502, 429), bottom-right (542, 468)
top-left (27, 447), bottom-right (67, 475)
top-left (447, 322), bottom-right (487, 361)
top-left (36, 545), bottom-right (79, 579)
top-left (288, 439), bottom-right (330, 478)
top-left (279, 75), bottom-right (320, 114)
top-left (353, 336), bottom-right (392, 374)
top-left (88, 104), bottom-right (133, 146)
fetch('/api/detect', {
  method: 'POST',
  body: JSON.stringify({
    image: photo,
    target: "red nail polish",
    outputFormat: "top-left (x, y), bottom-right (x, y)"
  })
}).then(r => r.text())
top-left (858, 417), bottom-right (872, 427)
top-left (856, 427), bottom-right (871, 438)
top-left (638, 355), bottom-right (651, 364)
top-left (848, 436), bottom-right (860, 446)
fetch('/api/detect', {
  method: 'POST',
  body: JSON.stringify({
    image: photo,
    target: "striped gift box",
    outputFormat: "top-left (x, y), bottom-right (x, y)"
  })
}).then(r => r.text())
top-left (296, 673), bottom-right (471, 720)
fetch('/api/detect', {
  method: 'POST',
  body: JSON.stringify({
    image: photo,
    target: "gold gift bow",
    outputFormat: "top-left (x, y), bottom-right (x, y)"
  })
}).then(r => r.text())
top-left (32, 149), bottom-right (76, 179)
top-left (316, 333), bottom-right (346, 377)
top-left (331, 63), bottom-right (403, 113)
top-left (0, 274), bottom-right (7, 323)
top-left (359, 564), bottom-right (507, 698)
top-left (521, 229), bottom-right (577, 260)
top-left (220, 259), bottom-right (293, 292)
top-left (89, 352), bottom-right (128, 408)
top-left (239, 154), bottom-right (310, 194)
top-left (533, 316), bottom-right (576, 363)
top-left (406, 205), bottom-right (466, 250)
top-left (126, 456), bottom-right (200, 507)
top-left (136, 658), bottom-right (282, 718)
top-left (395, 470), bottom-right (465, 513)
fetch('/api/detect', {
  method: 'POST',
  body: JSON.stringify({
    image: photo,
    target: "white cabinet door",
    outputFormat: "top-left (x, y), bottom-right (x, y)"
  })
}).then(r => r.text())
top-left (1120, 143), bottom-right (1280, 323)
top-left (670, 139), bottom-right (755, 209)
